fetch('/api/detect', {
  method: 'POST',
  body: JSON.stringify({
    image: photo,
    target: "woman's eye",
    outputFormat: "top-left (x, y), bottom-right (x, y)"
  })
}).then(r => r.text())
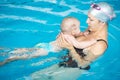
top-left (88, 17), bottom-right (93, 21)
top-left (90, 18), bottom-right (93, 21)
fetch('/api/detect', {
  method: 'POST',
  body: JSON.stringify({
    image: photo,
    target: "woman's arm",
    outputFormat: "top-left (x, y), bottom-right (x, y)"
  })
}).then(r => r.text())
top-left (64, 35), bottom-right (97, 49)
top-left (69, 39), bottom-right (107, 68)
top-left (85, 40), bottom-right (107, 55)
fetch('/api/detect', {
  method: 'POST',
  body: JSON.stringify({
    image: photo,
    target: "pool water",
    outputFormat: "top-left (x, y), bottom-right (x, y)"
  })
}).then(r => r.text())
top-left (0, 0), bottom-right (120, 80)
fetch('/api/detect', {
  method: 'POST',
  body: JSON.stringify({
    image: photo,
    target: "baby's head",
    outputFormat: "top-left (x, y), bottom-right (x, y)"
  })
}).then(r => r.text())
top-left (61, 17), bottom-right (80, 36)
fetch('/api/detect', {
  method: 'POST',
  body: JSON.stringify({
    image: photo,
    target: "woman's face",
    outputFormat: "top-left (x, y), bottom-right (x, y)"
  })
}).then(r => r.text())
top-left (86, 13), bottom-right (101, 31)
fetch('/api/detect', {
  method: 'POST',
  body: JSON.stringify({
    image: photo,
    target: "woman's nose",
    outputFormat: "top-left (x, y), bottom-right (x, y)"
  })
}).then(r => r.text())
top-left (86, 18), bottom-right (89, 24)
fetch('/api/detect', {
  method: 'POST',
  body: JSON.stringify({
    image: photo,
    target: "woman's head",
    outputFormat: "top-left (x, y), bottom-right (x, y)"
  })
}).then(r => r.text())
top-left (88, 2), bottom-right (115, 23)
top-left (86, 2), bottom-right (115, 31)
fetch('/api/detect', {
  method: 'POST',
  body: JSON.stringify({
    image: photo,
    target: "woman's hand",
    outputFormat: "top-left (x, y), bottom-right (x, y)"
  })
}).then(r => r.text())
top-left (63, 34), bottom-right (78, 45)
top-left (56, 33), bottom-right (73, 50)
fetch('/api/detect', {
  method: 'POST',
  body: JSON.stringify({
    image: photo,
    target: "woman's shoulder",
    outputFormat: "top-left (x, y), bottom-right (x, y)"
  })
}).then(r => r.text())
top-left (85, 39), bottom-right (107, 56)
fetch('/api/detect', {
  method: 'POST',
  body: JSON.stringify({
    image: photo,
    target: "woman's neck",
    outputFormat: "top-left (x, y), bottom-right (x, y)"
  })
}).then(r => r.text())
top-left (90, 25), bottom-right (108, 40)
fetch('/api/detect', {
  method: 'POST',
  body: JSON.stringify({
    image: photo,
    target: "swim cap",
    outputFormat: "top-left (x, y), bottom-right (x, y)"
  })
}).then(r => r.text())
top-left (88, 2), bottom-right (116, 22)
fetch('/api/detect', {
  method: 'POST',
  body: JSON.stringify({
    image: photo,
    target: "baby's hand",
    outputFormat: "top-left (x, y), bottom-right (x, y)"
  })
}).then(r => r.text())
top-left (63, 35), bottom-right (75, 45)
top-left (83, 31), bottom-right (89, 37)
top-left (57, 33), bottom-right (73, 49)
top-left (78, 32), bottom-right (88, 36)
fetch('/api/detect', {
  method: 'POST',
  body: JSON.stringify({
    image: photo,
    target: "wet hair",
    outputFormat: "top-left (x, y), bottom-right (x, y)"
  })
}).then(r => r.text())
top-left (88, 2), bottom-right (116, 22)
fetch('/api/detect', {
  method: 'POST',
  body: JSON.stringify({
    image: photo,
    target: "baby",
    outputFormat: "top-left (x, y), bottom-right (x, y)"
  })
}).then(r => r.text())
top-left (0, 17), bottom-right (97, 66)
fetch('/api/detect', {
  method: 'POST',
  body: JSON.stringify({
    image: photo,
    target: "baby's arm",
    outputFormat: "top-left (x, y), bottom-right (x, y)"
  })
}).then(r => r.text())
top-left (64, 35), bottom-right (97, 49)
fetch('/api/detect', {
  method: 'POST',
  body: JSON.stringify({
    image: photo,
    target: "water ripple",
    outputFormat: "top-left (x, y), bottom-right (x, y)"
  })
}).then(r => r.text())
top-left (108, 32), bottom-right (117, 40)
top-left (0, 14), bottom-right (47, 24)
top-left (110, 23), bottom-right (120, 31)
top-left (2, 4), bottom-right (87, 17)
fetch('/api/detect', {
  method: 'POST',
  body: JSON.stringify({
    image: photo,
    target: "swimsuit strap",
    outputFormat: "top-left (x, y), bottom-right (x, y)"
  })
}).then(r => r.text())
top-left (97, 39), bottom-right (108, 48)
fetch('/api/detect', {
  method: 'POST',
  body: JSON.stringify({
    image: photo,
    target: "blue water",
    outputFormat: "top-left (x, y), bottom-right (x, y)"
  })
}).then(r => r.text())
top-left (0, 0), bottom-right (120, 80)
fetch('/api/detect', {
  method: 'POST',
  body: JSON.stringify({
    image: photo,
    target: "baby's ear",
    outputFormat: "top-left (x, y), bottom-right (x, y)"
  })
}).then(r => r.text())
top-left (71, 24), bottom-right (77, 30)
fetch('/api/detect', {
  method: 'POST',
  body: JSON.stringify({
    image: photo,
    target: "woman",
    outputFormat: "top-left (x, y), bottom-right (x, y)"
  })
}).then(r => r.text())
top-left (59, 2), bottom-right (116, 69)
top-left (31, 2), bottom-right (116, 80)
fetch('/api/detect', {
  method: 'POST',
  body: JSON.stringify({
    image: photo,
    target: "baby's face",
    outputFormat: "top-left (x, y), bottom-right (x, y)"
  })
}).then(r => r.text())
top-left (71, 19), bottom-right (81, 36)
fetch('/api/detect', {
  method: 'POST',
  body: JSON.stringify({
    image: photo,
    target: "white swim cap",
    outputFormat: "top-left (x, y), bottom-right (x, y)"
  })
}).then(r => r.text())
top-left (88, 2), bottom-right (116, 22)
